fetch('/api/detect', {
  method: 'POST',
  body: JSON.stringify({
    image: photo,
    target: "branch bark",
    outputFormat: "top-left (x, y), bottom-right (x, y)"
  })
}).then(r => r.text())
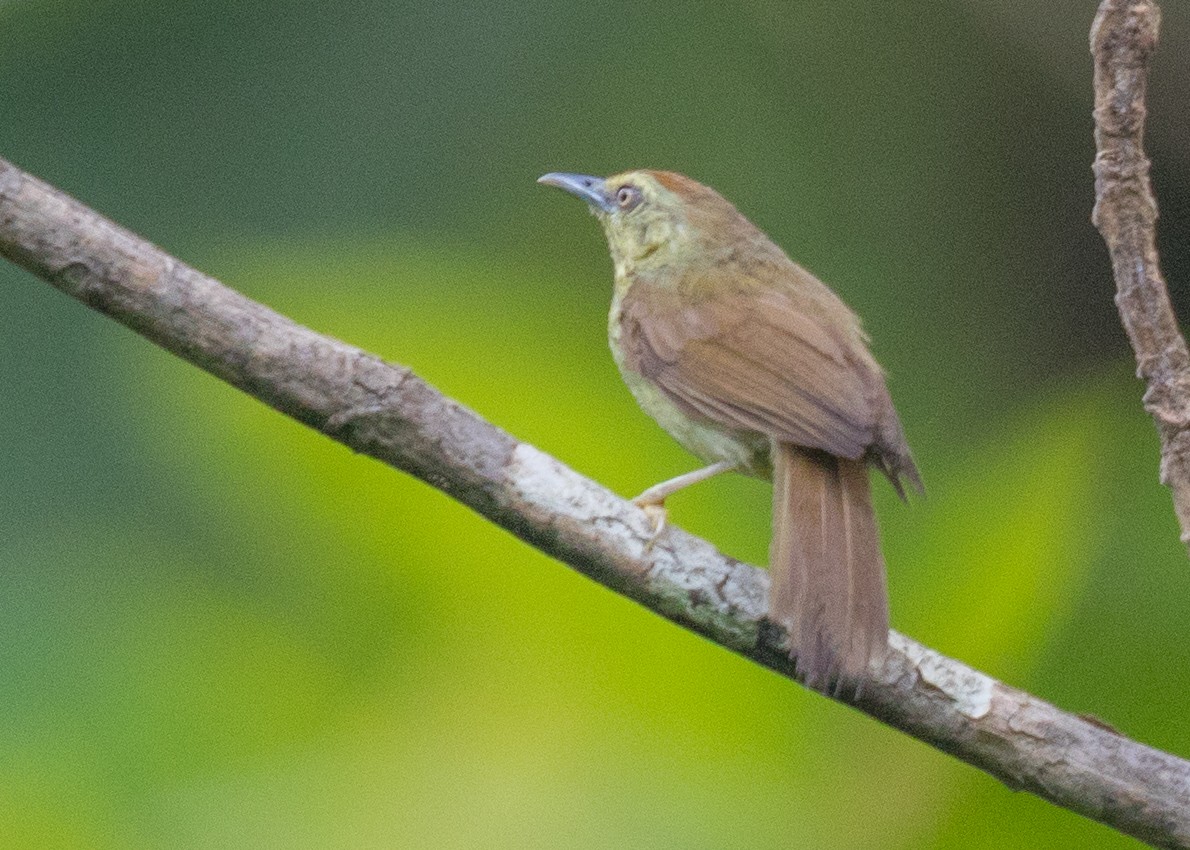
top-left (1091, 0), bottom-right (1190, 553)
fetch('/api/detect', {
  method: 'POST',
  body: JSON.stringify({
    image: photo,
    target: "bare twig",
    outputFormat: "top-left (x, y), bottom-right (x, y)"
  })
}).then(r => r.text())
top-left (1, 158), bottom-right (1188, 847)
top-left (1091, 0), bottom-right (1190, 553)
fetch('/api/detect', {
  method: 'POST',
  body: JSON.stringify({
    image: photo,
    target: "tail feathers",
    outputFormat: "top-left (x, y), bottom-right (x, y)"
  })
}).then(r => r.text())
top-left (769, 442), bottom-right (889, 693)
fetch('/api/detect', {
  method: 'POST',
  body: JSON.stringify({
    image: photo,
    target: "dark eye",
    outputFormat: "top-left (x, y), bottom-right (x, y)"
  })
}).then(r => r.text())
top-left (615, 185), bottom-right (642, 210)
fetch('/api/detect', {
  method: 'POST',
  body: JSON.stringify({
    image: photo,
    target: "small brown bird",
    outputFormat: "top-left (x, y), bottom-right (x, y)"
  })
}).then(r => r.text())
top-left (539, 170), bottom-right (920, 691)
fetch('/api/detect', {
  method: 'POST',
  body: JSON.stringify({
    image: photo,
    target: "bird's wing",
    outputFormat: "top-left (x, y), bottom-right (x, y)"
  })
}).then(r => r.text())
top-left (620, 276), bottom-right (885, 460)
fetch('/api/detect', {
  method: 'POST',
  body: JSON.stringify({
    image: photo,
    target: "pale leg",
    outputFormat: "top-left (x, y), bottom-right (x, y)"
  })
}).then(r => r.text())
top-left (632, 460), bottom-right (735, 545)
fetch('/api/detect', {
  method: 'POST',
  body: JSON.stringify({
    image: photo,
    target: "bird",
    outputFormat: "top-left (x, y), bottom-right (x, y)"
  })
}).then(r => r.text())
top-left (538, 169), bottom-right (921, 693)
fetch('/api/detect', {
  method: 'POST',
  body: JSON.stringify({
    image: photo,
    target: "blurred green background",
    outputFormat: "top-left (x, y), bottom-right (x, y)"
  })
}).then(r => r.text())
top-left (3, 1), bottom-right (1190, 847)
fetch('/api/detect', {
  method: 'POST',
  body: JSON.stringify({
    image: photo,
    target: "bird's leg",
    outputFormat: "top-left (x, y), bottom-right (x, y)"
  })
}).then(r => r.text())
top-left (632, 460), bottom-right (735, 548)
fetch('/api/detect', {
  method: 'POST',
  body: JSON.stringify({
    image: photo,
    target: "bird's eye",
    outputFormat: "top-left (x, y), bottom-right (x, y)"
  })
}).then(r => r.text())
top-left (615, 185), bottom-right (642, 210)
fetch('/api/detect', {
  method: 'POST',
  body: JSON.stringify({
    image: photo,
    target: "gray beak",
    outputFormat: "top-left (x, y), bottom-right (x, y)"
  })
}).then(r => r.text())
top-left (537, 172), bottom-right (615, 213)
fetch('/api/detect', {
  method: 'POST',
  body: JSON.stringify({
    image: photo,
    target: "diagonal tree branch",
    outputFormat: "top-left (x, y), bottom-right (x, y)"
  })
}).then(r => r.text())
top-left (1091, 0), bottom-right (1190, 555)
top-left (2, 155), bottom-right (1189, 848)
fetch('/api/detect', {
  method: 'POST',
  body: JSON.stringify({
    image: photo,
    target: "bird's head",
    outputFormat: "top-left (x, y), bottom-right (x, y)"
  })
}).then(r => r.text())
top-left (538, 170), bottom-right (751, 278)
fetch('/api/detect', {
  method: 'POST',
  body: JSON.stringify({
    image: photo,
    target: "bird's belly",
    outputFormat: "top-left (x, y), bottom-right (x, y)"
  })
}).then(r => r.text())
top-left (614, 361), bottom-right (771, 479)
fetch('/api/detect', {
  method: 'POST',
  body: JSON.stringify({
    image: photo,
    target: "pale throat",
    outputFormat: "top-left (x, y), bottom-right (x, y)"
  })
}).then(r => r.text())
top-left (600, 216), bottom-right (688, 296)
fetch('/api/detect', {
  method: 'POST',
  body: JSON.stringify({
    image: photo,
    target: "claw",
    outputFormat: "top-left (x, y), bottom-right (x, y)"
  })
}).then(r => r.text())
top-left (633, 498), bottom-right (668, 551)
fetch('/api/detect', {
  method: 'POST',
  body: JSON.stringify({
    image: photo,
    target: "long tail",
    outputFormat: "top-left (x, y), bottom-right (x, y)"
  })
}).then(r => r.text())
top-left (769, 441), bottom-right (889, 692)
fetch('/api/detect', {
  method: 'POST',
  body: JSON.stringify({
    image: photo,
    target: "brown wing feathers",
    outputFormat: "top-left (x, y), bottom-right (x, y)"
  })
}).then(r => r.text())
top-left (620, 277), bottom-right (890, 465)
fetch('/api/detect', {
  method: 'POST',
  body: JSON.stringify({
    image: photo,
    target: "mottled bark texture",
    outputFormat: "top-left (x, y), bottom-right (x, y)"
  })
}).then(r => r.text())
top-left (1092, 0), bottom-right (1190, 553)
top-left (2, 11), bottom-right (1190, 835)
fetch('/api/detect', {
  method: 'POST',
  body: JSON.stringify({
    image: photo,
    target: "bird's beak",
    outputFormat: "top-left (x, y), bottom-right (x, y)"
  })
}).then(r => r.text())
top-left (537, 172), bottom-right (616, 213)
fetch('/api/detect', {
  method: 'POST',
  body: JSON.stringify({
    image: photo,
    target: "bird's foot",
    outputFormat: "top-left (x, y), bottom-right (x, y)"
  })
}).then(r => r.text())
top-left (632, 495), bottom-right (668, 551)
top-left (629, 462), bottom-right (735, 552)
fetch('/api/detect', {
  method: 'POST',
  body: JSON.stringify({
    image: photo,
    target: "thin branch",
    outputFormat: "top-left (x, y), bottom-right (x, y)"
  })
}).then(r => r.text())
top-left (1092, 0), bottom-right (1190, 553)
